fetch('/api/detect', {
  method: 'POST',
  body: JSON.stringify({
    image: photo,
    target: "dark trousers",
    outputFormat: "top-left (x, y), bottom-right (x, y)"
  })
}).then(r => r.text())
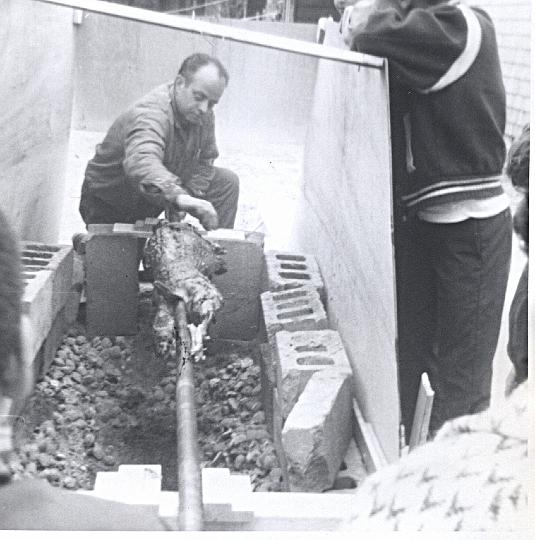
top-left (80, 166), bottom-right (239, 229)
top-left (395, 209), bottom-right (512, 436)
top-left (204, 167), bottom-right (239, 229)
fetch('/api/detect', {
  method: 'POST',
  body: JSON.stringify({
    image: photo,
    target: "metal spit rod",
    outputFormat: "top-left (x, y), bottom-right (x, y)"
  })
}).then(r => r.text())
top-left (175, 300), bottom-right (204, 531)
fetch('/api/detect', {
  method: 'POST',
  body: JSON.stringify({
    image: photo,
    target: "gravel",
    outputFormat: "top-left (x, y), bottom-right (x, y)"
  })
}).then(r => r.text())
top-left (9, 295), bottom-right (283, 493)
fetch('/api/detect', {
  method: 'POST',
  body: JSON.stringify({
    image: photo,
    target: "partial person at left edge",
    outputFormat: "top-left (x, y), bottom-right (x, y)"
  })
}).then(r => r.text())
top-left (0, 209), bottom-right (167, 530)
top-left (79, 53), bottom-right (240, 232)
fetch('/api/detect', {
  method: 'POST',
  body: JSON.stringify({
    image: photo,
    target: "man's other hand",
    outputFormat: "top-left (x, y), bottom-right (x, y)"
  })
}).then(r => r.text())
top-left (175, 194), bottom-right (219, 230)
top-left (340, 0), bottom-right (376, 46)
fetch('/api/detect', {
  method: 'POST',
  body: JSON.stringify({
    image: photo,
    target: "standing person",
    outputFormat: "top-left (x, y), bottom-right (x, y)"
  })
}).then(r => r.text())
top-left (504, 125), bottom-right (529, 395)
top-left (339, 125), bottom-right (530, 533)
top-left (344, 0), bottom-right (512, 434)
top-left (79, 53), bottom-right (239, 231)
top-left (0, 209), bottom-right (167, 530)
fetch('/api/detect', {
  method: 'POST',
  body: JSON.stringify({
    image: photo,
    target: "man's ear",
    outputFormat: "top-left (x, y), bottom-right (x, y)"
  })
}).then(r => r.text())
top-left (175, 74), bottom-right (186, 89)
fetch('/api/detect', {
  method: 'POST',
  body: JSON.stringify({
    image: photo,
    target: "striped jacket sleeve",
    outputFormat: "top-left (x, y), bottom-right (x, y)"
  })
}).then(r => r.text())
top-left (351, 1), bottom-right (481, 94)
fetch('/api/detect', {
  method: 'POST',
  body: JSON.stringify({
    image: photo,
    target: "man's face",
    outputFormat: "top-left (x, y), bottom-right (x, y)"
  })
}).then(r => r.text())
top-left (174, 64), bottom-right (227, 125)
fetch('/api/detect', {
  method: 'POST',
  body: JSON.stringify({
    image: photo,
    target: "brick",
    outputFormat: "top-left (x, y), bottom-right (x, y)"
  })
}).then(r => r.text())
top-left (264, 250), bottom-right (325, 303)
top-left (207, 230), bottom-right (264, 341)
top-left (282, 370), bottom-right (352, 492)
top-left (273, 330), bottom-right (351, 420)
top-left (85, 234), bottom-right (139, 336)
top-left (261, 285), bottom-right (327, 342)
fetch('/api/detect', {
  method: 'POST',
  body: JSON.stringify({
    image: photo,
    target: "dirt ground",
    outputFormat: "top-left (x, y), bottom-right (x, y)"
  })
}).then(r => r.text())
top-left (10, 291), bottom-right (286, 493)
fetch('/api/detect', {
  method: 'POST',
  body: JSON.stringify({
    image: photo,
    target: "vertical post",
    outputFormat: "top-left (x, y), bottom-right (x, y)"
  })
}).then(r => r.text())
top-left (176, 300), bottom-right (204, 531)
top-left (284, 0), bottom-right (294, 22)
top-left (409, 372), bottom-right (435, 451)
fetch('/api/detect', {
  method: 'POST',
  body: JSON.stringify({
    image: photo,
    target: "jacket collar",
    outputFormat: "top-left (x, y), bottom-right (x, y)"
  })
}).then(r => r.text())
top-left (169, 82), bottom-right (189, 132)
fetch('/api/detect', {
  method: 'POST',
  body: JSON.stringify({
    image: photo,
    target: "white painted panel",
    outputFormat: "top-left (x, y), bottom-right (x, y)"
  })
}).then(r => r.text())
top-left (294, 23), bottom-right (399, 462)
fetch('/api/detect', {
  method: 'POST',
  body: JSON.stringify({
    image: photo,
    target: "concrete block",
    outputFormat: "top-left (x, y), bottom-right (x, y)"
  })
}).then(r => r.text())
top-left (36, 286), bottom-right (82, 378)
top-left (261, 285), bottom-right (327, 342)
top-left (260, 343), bottom-right (276, 431)
top-left (93, 465), bottom-right (161, 505)
top-left (282, 370), bottom-right (352, 492)
top-left (21, 243), bottom-right (74, 362)
top-left (207, 230), bottom-right (264, 341)
top-left (272, 388), bottom-right (290, 491)
top-left (264, 250), bottom-right (325, 303)
top-left (274, 330), bottom-right (352, 420)
top-left (201, 468), bottom-right (255, 527)
top-left (85, 234), bottom-right (139, 336)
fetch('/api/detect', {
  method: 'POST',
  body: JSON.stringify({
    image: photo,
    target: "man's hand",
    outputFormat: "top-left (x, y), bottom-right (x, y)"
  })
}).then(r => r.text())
top-left (340, 0), bottom-right (376, 47)
top-left (175, 194), bottom-right (218, 230)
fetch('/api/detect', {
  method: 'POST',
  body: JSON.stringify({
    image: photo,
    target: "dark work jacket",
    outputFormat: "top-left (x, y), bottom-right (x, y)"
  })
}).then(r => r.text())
top-left (81, 83), bottom-right (218, 223)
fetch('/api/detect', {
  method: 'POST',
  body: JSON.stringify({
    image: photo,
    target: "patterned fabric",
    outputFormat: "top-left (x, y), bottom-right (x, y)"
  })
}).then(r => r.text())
top-left (341, 382), bottom-right (528, 531)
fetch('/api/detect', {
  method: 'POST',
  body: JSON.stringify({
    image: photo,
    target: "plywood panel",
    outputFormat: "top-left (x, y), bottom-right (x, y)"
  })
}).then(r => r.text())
top-left (72, 16), bottom-right (318, 143)
top-left (0, 0), bottom-right (74, 242)
top-left (294, 23), bottom-right (399, 462)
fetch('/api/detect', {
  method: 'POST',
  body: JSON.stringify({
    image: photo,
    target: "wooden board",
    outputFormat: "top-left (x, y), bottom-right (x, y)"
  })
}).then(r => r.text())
top-left (409, 372), bottom-right (435, 451)
top-left (0, 0), bottom-right (74, 242)
top-left (294, 22), bottom-right (399, 462)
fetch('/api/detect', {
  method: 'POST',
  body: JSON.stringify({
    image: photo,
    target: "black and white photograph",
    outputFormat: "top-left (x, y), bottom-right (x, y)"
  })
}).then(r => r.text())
top-left (0, 0), bottom-right (531, 534)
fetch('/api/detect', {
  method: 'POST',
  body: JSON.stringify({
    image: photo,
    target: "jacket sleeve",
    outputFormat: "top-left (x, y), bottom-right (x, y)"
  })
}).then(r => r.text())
top-left (507, 264), bottom-right (528, 383)
top-left (351, 2), bottom-right (472, 92)
top-left (186, 112), bottom-right (219, 197)
top-left (123, 106), bottom-right (186, 207)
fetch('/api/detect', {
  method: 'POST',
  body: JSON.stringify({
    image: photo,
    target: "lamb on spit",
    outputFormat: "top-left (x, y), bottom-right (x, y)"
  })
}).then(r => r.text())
top-left (143, 221), bottom-right (226, 363)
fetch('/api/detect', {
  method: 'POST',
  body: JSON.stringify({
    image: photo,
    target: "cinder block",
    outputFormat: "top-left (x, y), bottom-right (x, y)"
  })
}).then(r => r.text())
top-left (274, 330), bottom-right (352, 420)
top-left (207, 230), bottom-right (264, 341)
top-left (264, 251), bottom-right (325, 303)
top-left (282, 370), bottom-right (352, 492)
top-left (86, 234), bottom-right (139, 336)
top-left (202, 468), bottom-right (255, 526)
top-left (21, 243), bottom-right (74, 362)
top-left (260, 343), bottom-right (275, 431)
top-left (261, 285), bottom-right (327, 342)
top-left (93, 464), bottom-right (161, 505)
top-left (36, 287), bottom-right (82, 378)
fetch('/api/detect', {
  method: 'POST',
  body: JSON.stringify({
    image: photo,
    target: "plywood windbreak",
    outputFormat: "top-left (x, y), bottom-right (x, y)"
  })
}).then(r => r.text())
top-left (0, 0), bottom-right (75, 242)
top-left (72, 16), bottom-right (318, 143)
top-left (293, 23), bottom-right (399, 462)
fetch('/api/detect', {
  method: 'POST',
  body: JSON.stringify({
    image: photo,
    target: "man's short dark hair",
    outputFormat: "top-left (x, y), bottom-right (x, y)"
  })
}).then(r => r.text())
top-left (178, 53), bottom-right (229, 86)
top-left (0, 209), bottom-right (22, 389)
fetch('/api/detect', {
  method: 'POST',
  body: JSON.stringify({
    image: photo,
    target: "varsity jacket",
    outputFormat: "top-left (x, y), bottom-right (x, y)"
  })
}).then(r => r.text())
top-left (351, 0), bottom-right (507, 212)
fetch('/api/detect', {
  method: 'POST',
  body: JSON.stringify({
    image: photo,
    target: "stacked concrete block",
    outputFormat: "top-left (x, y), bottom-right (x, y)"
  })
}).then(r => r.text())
top-left (273, 330), bottom-right (352, 420)
top-left (282, 370), bottom-right (352, 492)
top-left (264, 250), bottom-right (325, 304)
top-left (260, 285), bottom-right (327, 343)
top-left (201, 467), bottom-right (255, 529)
top-left (21, 242), bottom-right (77, 375)
top-left (258, 249), bottom-right (357, 492)
top-left (259, 286), bottom-right (328, 434)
